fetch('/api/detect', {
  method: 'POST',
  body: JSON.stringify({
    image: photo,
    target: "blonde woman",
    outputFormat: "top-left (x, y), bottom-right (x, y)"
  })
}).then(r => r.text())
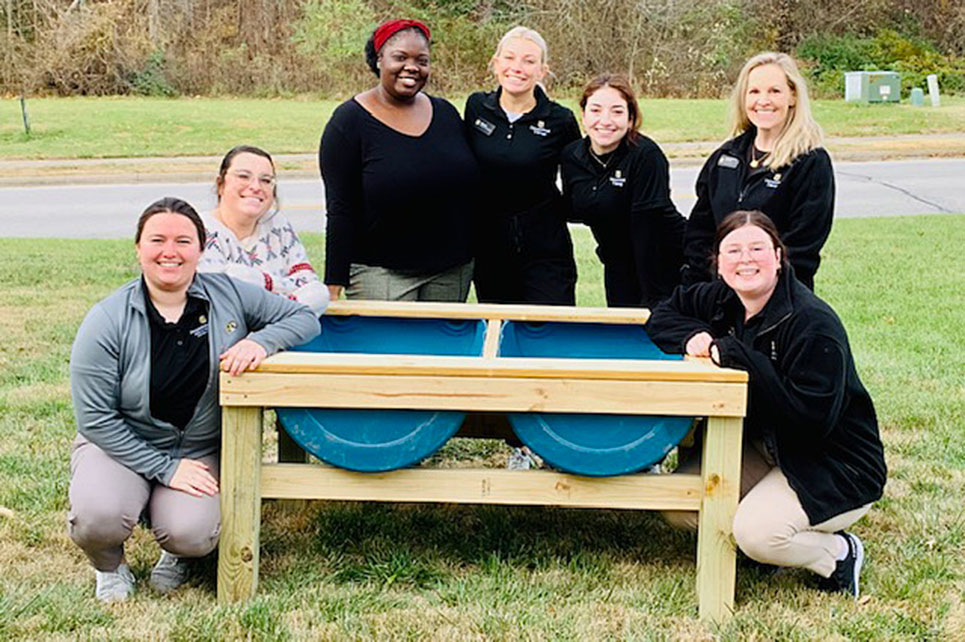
top-left (464, 26), bottom-right (580, 305)
top-left (682, 52), bottom-right (833, 290)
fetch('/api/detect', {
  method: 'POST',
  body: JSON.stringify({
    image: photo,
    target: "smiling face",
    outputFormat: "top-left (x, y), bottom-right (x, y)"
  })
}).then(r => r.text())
top-left (582, 85), bottom-right (631, 155)
top-left (136, 212), bottom-right (202, 294)
top-left (492, 37), bottom-right (546, 98)
top-left (217, 151), bottom-right (275, 226)
top-left (717, 224), bottom-right (781, 301)
top-left (744, 63), bottom-right (795, 136)
top-left (378, 30), bottom-right (430, 100)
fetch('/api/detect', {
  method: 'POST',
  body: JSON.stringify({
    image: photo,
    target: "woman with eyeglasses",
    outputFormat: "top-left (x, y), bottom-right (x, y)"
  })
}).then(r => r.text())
top-left (319, 18), bottom-right (479, 301)
top-left (197, 145), bottom-right (329, 315)
top-left (68, 197), bottom-right (319, 602)
top-left (682, 52), bottom-right (834, 290)
top-left (647, 210), bottom-right (886, 599)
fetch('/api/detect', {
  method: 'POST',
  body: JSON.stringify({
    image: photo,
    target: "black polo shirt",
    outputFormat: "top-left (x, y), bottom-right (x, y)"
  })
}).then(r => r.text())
top-left (143, 284), bottom-right (210, 429)
top-left (561, 136), bottom-right (685, 307)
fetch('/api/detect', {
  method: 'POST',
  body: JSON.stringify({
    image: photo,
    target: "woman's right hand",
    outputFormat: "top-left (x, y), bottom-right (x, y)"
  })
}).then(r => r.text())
top-left (170, 459), bottom-right (219, 497)
top-left (327, 284), bottom-right (344, 301)
top-left (685, 331), bottom-right (714, 357)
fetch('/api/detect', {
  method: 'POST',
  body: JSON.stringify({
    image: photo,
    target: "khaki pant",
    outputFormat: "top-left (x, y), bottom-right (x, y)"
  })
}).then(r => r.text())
top-left (67, 436), bottom-right (220, 572)
top-left (346, 261), bottom-right (473, 302)
top-left (664, 439), bottom-right (871, 578)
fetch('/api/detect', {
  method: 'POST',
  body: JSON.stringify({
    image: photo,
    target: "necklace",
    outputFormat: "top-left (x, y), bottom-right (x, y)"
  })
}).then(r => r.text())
top-left (589, 148), bottom-right (611, 169)
top-left (749, 146), bottom-right (769, 169)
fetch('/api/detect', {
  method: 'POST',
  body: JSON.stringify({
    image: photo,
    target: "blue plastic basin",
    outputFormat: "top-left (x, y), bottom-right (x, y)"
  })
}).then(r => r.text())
top-left (500, 321), bottom-right (693, 476)
top-left (275, 316), bottom-right (485, 472)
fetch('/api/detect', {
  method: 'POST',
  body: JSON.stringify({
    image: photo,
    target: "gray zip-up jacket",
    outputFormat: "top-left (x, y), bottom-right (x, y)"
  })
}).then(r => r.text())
top-left (70, 273), bottom-right (320, 485)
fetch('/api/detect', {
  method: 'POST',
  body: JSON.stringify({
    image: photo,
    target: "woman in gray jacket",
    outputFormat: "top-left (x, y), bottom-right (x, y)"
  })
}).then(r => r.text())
top-left (68, 197), bottom-right (319, 603)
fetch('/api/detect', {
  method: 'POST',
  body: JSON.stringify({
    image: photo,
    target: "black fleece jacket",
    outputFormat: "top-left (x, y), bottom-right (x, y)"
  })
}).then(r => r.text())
top-left (646, 271), bottom-right (886, 524)
top-left (682, 129), bottom-right (835, 290)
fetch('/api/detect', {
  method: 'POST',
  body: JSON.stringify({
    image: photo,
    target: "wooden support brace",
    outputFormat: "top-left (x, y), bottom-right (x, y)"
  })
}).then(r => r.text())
top-left (218, 406), bottom-right (264, 603)
top-left (696, 415), bottom-right (744, 623)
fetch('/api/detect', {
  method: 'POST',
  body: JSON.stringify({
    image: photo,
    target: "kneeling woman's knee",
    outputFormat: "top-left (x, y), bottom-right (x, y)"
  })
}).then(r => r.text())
top-left (732, 501), bottom-right (785, 563)
top-left (68, 504), bottom-right (138, 549)
top-left (153, 517), bottom-right (220, 558)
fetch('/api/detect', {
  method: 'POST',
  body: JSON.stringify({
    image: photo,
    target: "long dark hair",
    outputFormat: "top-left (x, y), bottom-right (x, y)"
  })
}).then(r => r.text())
top-left (135, 197), bottom-right (205, 247)
top-left (711, 210), bottom-right (790, 275)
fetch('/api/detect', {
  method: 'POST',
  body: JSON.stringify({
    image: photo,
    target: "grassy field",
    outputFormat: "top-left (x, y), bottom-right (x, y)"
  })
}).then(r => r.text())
top-left (2, 95), bottom-right (965, 159)
top-left (0, 217), bottom-right (963, 639)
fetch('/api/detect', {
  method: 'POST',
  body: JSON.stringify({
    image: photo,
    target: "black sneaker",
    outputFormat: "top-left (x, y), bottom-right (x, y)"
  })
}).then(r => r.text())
top-left (820, 531), bottom-right (864, 598)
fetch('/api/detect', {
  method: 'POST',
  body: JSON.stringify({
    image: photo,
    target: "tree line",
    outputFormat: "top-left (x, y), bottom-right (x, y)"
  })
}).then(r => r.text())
top-left (3, 0), bottom-right (963, 98)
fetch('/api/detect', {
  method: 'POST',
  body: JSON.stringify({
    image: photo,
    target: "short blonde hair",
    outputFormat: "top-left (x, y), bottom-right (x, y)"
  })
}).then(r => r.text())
top-left (728, 52), bottom-right (823, 168)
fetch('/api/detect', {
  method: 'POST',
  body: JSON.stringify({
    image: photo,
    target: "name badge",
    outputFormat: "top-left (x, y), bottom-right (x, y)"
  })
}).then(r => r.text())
top-left (765, 174), bottom-right (782, 189)
top-left (529, 120), bottom-right (551, 137)
top-left (189, 323), bottom-right (209, 338)
top-left (473, 118), bottom-right (496, 136)
top-left (717, 155), bottom-right (740, 169)
top-left (609, 169), bottom-right (626, 187)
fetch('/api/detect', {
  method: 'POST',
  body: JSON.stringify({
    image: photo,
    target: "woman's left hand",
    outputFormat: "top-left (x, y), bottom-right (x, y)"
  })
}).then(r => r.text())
top-left (219, 339), bottom-right (268, 375)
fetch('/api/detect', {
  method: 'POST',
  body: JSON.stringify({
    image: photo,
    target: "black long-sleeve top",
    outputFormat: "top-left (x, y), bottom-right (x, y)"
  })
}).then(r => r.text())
top-left (464, 86), bottom-right (581, 217)
top-left (561, 136), bottom-right (685, 307)
top-left (682, 128), bottom-right (835, 289)
top-left (646, 271), bottom-right (886, 524)
top-left (319, 96), bottom-right (479, 286)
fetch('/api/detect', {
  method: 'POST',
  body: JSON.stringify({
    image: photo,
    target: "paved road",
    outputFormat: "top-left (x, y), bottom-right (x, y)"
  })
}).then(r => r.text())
top-left (2, 158), bottom-right (963, 239)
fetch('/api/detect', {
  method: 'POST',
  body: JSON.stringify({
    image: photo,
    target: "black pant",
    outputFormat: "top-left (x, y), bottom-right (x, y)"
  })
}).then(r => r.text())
top-left (473, 206), bottom-right (576, 305)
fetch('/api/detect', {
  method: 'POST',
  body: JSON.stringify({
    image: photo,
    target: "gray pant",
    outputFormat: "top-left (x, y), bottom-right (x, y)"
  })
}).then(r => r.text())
top-left (346, 261), bottom-right (473, 302)
top-left (67, 436), bottom-right (220, 571)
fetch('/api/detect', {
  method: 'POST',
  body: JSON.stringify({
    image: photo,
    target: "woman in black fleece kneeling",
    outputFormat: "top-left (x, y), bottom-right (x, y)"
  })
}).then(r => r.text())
top-left (647, 210), bottom-right (886, 599)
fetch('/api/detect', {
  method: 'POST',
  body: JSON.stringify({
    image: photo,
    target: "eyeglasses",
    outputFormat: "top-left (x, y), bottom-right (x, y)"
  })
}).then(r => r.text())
top-left (227, 170), bottom-right (276, 188)
top-left (718, 244), bottom-right (775, 261)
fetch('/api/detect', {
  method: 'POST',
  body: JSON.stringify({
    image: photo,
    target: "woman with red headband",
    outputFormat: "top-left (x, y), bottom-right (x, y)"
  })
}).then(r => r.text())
top-left (319, 19), bottom-right (480, 301)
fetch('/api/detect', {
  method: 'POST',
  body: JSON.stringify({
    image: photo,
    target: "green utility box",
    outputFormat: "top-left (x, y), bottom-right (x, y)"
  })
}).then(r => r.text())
top-left (844, 71), bottom-right (901, 103)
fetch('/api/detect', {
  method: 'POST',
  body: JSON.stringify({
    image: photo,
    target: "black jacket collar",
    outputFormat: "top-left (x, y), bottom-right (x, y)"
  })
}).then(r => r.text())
top-left (480, 85), bottom-right (554, 123)
top-left (571, 136), bottom-right (631, 170)
top-left (714, 265), bottom-right (797, 338)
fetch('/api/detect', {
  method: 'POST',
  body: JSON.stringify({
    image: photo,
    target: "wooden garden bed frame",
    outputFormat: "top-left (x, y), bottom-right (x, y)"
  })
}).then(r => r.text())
top-left (218, 301), bottom-right (748, 622)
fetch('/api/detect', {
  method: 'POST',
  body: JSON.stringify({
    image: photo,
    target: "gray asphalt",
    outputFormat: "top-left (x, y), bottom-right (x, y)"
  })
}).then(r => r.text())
top-left (1, 158), bottom-right (963, 239)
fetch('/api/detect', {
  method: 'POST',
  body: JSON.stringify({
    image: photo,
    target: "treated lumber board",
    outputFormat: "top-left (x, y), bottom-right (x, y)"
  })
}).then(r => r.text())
top-left (221, 373), bottom-right (747, 417)
top-left (696, 415), bottom-right (744, 623)
top-left (327, 300), bottom-right (651, 324)
top-left (482, 319), bottom-right (502, 358)
top-left (218, 407), bottom-right (264, 604)
top-left (260, 464), bottom-right (703, 510)
top-left (252, 353), bottom-right (748, 383)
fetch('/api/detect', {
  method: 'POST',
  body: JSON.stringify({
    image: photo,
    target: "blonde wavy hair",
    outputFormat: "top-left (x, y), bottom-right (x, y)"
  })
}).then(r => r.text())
top-left (728, 52), bottom-right (824, 169)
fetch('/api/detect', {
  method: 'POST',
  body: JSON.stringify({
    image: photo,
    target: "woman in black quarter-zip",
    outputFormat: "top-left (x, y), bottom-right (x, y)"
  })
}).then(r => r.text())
top-left (464, 26), bottom-right (581, 305)
top-left (561, 74), bottom-right (685, 308)
top-left (649, 210), bottom-right (885, 599)
top-left (682, 52), bottom-right (834, 290)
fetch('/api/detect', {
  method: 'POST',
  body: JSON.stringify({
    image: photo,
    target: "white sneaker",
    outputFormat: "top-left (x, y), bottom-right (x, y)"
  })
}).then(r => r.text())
top-left (95, 562), bottom-right (135, 603)
top-left (149, 550), bottom-right (190, 594)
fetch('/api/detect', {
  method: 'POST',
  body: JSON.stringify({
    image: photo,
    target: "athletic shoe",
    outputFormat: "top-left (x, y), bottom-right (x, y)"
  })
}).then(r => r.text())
top-left (95, 562), bottom-right (135, 603)
top-left (149, 550), bottom-right (190, 594)
top-left (820, 531), bottom-right (865, 598)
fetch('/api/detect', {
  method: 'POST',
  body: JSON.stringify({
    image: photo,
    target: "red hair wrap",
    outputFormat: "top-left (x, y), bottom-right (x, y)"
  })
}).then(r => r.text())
top-left (373, 19), bottom-right (431, 53)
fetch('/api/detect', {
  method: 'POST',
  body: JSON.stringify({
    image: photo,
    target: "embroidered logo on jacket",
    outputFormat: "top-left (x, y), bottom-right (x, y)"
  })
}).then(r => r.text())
top-left (609, 169), bottom-right (626, 187)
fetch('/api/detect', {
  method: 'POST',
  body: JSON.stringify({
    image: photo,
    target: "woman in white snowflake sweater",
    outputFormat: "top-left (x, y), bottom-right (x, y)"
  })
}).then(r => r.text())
top-left (198, 145), bottom-right (329, 315)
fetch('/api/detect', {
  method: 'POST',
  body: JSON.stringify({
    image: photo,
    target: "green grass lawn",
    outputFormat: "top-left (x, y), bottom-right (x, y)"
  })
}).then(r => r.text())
top-left (0, 218), bottom-right (963, 639)
top-left (2, 95), bottom-right (965, 159)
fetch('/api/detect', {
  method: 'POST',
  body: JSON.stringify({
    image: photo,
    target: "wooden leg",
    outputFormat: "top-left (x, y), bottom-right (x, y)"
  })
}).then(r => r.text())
top-left (696, 415), bottom-right (743, 623)
top-left (218, 406), bottom-right (264, 603)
